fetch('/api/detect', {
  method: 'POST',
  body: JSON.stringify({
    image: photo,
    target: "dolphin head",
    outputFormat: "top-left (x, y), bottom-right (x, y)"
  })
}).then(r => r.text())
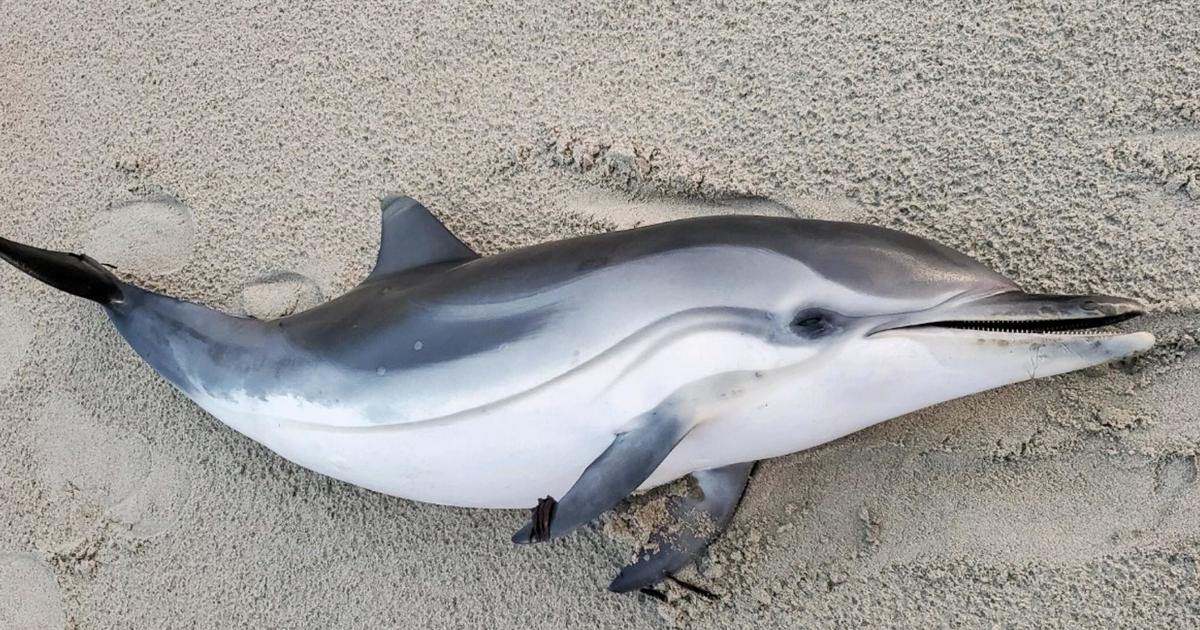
top-left (756, 220), bottom-right (1154, 427)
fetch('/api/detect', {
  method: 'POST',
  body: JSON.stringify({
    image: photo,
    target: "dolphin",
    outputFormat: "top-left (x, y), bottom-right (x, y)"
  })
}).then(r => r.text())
top-left (0, 196), bottom-right (1153, 592)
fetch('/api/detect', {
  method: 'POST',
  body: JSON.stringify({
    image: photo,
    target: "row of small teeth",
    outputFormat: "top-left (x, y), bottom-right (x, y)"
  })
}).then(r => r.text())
top-left (938, 320), bottom-right (1114, 335)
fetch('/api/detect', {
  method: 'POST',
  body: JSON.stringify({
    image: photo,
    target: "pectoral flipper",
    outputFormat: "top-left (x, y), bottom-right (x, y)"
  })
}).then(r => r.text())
top-left (514, 409), bottom-right (690, 544)
top-left (608, 461), bottom-right (754, 593)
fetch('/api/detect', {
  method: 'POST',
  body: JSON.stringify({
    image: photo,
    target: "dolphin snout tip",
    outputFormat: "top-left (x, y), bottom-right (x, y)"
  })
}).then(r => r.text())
top-left (1098, 295), bottom-right (1146, 317)
top-left (1103, 331), bottom-right (1155, 360)
top-left (1128, 331), bottom-right (1156, 353)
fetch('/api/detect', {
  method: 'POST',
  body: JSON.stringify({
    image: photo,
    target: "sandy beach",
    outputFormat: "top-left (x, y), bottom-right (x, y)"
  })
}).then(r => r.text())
top-left (2, 1), bottom-right (1199, 627)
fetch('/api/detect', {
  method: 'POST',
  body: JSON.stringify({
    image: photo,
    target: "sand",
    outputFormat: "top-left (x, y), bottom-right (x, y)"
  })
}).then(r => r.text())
top-left (1, 1), bottom-right (1198, 628)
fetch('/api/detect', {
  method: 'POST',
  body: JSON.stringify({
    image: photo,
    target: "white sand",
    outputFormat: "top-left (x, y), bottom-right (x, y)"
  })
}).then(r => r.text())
top-left (2, 2), bottom-right (1199, 627)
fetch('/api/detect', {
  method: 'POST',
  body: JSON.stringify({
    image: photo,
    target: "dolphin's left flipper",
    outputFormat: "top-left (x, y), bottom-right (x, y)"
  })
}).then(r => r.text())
top-left (514, 411), bottom-right (690, 544)
top-left (608, 461), bottom-right (755, 593)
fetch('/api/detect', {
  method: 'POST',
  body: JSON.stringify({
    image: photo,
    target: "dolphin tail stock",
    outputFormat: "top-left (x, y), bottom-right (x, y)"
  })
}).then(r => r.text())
top-left (1, 233), bottom-right (273, 398)
top-left (0, 235), bottom-right (125, 304)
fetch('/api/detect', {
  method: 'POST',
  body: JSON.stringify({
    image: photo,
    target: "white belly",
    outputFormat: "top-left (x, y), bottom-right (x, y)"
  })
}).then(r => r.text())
top-left (185, 321), bottom-right (828, 508)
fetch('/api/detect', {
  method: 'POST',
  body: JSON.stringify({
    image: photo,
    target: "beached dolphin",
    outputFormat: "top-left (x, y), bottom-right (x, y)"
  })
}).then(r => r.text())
top-left (0, 196), bottom-right (1153, 592)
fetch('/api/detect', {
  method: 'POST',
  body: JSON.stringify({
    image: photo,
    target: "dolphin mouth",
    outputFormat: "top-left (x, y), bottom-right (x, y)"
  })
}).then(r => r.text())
top-left (874, 291), bottom-right (1148, 337)
top-left (912, 311), bottom-right (1141, 335)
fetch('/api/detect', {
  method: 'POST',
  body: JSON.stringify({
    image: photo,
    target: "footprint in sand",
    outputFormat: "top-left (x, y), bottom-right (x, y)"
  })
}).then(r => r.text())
top-left (1155, 455), bottom-right (1198, 496)
top-left (34, 398), bottom-right (184, 537)
top-left (241, 271), bottom-right (324, 320)
top-left (0, 303), bottom-right (35, 390)
top-left (0, 553), bottom-right (65, 630)
top-left (83, 196), bottom-right (195, 276)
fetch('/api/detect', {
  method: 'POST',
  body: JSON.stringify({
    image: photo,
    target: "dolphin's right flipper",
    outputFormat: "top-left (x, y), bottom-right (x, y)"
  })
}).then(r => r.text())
top-left (608, 461), bottom-right (755, 593)
top-left (513, 410), bottom-right (690, 544)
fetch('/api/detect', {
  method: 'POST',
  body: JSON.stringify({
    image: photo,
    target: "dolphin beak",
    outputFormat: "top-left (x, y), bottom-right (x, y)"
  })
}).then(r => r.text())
top-left (856, 290), bottom-right (1153, 407)
top-left (871, 290), bottom-right (1150, 338)
top-left (903, 291), bottom-right (1145, 332)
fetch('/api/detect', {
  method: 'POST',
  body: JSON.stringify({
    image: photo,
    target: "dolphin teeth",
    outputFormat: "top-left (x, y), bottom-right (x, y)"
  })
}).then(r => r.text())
top-left (923, 312), bottom-right (1139, 335)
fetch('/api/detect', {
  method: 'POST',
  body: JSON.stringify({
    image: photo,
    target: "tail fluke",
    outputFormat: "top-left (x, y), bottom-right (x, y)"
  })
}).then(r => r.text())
top-left (0, 236), bottom-right (125, 304)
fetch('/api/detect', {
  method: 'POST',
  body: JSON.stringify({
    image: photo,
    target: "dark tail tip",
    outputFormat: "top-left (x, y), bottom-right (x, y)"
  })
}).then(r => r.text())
top-left (0, 236), bottom-right (124, 304)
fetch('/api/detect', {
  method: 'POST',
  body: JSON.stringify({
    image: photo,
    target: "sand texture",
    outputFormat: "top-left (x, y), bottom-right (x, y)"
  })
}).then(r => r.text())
top-left (2, 2), bottom-right (1199, 628)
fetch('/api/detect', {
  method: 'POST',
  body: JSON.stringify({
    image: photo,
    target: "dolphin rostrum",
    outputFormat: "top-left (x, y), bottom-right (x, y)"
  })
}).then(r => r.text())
top-left (0, 196), bottom-right (1153, 592)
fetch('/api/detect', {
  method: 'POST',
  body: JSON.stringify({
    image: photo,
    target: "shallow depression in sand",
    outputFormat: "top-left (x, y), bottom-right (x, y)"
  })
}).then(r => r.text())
top-left (105, 456), bottom-right (189, 538)
top-left (83, 196), bottom-right (195, 276)
top-left (32, 398), bottom-right (186, 535)
top-left (32, 398), bottom-right (183, 536)
top-left (241, 271), bottom-right (324, 319)
top-left (0, 303), bottom-right (35, 390)
top-left (35, 398), bottom-right (152, 509)
top-left (0, 553), bottom-right (66, 630)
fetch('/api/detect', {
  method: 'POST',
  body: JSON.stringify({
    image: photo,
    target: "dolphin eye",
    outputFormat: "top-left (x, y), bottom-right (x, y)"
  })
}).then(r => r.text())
top-left (791, 309), bottom-right (840, 339)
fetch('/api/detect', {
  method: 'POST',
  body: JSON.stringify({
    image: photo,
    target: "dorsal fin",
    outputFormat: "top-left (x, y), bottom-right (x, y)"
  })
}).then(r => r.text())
top-left (365, 195), bottom-right (478, 282)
